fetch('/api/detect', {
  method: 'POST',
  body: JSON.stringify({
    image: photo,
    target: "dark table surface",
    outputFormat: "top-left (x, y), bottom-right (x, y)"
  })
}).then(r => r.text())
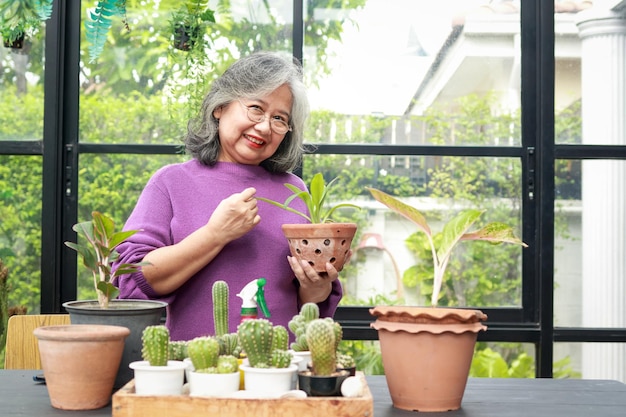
top-left (2, 370), bottom-right (626, 416)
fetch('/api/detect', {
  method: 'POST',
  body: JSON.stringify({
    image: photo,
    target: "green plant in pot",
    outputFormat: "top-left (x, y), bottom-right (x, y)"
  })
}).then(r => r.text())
top-left (169, 0), bottom-right (215, 52)
top-left (366, 187), bottom-right (528, 412)
top-left (297, 317), bottom-right (351, 397)
top-left (0, 0), bottom-right (53, 49)
top-left (237, 318), bottom-right (297, 395)
top-left (62, 211), bottom-right (168, 389)
top-left (257, 173), bottom-right (361, 273)
top-left (287, 302), bottom-right (320, 371)
top-left (186, 336), bottom-right (240, 397)
top-left (129, 325), bottom-right (187, 395)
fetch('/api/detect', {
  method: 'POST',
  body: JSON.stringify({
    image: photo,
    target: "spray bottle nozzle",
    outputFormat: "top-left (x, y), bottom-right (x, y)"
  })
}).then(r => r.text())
top-left (236, 278), bottom-right (270, 320)
top-left (255, 278), bottom-right (270, 318)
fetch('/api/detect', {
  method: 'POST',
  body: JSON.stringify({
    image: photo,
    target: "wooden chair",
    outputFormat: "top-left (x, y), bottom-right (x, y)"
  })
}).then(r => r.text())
top-left (4, 314), bottom-right (71, 369)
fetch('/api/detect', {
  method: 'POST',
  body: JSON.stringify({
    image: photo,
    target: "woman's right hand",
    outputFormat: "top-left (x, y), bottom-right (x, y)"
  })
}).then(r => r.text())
top-left (206, 187), bottom-right (261, 242)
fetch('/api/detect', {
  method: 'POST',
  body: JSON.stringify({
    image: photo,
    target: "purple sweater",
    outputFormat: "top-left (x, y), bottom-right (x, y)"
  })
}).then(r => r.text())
top-left (113, 160), bottom-right (342, 341)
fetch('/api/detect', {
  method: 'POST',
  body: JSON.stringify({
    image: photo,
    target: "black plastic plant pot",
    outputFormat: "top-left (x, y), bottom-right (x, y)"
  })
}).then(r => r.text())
top-left (298, 370), bottom-right (350, 397)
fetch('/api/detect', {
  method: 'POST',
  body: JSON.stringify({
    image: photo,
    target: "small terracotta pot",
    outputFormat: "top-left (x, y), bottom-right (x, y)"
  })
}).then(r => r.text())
top-left (281, 223), bottom-right (357, 272)
top-left (34, 324), bottom-right (130, 410)
top-left (370, 306), bottom-right (487, 412)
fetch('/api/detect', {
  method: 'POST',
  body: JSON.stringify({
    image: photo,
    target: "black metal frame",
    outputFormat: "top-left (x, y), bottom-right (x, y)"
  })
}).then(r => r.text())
top-left (1, 0), bottom-right (625, 378)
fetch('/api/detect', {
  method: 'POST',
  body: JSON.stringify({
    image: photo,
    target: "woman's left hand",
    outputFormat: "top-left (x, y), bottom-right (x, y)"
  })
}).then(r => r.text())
top-left (289, 252), bottom-right (350, 304)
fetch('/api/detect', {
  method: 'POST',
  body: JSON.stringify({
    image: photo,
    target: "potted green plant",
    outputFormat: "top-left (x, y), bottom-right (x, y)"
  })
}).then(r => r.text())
top-left (366, 187), bottom-right (528, 412)
top-left (257, 173), bottom-right (361, 272)
top-left (169, 1), bottom-right (215, 52)
top-left (287, 302), bottom-right (320, 371)
top-left (62, 211), bottom-right (167, 389)
top-left (186, 336), bottom-right (240, 397)
top-left (237, 318), bottom-right (297, 395)
top-left (296, 317), bottom-right (351, 397)
top-left (129, 325), bottom-right (187, 395)
top-left (0, 0), bottom-right (52, 49)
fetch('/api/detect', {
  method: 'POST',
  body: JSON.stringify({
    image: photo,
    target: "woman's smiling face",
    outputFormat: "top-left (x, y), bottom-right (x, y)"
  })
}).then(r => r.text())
top-left (214, 84), bottom-right (293, 166)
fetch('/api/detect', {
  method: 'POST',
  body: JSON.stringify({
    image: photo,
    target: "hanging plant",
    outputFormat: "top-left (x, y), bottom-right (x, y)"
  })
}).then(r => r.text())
top-left (84, 0), bottom-right (128, 63)
top-left (169, 1), bottom-right (215, 52)
top-left (0, 0), bottom-right (53, 49)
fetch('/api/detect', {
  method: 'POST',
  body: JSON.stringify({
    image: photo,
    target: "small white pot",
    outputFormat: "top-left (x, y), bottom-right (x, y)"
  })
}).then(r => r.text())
top-left (240, 364), bottom-right (298, 395)
top-left (129, 360), bottom-right (187, 395)
top-left (188, 371), bottom-right (240, 397)
top-left (289, 350), bottom-right (311, 372)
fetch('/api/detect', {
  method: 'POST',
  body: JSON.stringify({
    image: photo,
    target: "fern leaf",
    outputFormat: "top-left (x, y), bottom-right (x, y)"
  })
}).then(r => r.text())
top-left (84, 0), bottom-right (123, 63)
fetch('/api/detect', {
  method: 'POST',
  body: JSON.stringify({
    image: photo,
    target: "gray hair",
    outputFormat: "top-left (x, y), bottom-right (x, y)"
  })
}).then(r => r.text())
top-left (184, 52), bottom-right (309, 173)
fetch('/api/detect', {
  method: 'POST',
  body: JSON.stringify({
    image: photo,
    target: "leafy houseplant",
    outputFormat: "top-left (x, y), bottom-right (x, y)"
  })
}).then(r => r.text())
top-left (64, 211), bottom-right (147, 309)
top-left (366, 187), bottom-right (528, 412)
top-left (0, 0), bottom-right (53, 49)
top-left (62, 211), bottom-right (167, 389)
top-left (169, 0), bottom-right (215, 52)
top-left (257, 173), bottom-right (360, 272)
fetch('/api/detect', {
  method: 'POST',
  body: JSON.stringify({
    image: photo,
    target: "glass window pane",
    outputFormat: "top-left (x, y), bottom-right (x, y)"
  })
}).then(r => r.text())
top-left (555, 160), bottom-right (626, 329)
top-left (0, 156), bottom-right (42, 314)
top-left (79, 1), bottom-right (294, 144)
top-left (306, 0), bottom-right (520, 146)
top-left (303, 154), bottom-right (523, 308)
top-left (76, 153), bottom-right (186, 298)
top-left (0, 24), bottom-right (45, 141)
top-left (556, 342), bottom-right (626, 383)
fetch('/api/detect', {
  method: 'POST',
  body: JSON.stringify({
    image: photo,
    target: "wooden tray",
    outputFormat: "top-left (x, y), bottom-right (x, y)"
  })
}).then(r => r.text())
top-left (112, 372), bottom-right (373, 417)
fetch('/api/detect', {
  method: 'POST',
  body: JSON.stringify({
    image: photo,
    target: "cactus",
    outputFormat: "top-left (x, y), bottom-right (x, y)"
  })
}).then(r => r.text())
top-left (288, 302), bottom-right (320, 351)
top-left (212, 280), bottom-right (229, 336)
top-left (237, 318), bottom-right (274, 368)
top-left (168, 340), bottom-right (188, 361)
top-left (187, 336), bottom-right (220, 371)
top-left (217, 355), bottom-right (239, 374)
top-left (306, 319), bottom-right (337, 376)
top-left (337, 353), bottom-right (355, 369)
top-left (217, 332), bottom-right (242, 358)
top-left (271, 325), bottom-right (289, 351)
top-left (270, 349), bottom-right (293, 368)
top-left (141, 325), bottom-right (170, 367)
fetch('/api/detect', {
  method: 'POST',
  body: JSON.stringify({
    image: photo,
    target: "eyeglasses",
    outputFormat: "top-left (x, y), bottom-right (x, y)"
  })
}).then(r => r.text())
top-left (237, 100), bottom-right (292, 135)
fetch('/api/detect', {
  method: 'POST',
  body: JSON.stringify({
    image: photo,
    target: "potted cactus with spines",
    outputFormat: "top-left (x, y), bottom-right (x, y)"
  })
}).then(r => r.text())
top-left (129, 325), bottom-right (187, 395)
top-left (237, 318), bottom-right (297, 395)
top-left (288, 302), bottom-right (320, 370)
top-left (211, 280), bottom-right (242, 358)
top-left (297, 318), bottom-right (351, 396)
top-left (186, 335), bottom-right (240, 397)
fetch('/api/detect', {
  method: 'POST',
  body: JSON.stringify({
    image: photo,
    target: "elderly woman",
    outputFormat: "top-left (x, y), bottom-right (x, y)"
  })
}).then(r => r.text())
top-left (113, 52), bottom-right (342, 341)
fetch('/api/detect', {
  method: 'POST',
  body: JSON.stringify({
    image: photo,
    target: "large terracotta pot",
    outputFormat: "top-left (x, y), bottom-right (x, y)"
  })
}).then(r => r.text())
top-left (281, 223), bottom-right (357, 272)
top-left (63, 299), bottom-right (167, 389)
top-left (370, 306), bottom-right (487, 412)
top-left (34, 324), bottom-right (130, 410)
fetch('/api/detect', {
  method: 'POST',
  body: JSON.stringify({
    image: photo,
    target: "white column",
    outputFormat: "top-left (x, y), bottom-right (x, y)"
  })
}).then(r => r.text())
top-left (576, 8), bottom-right (626, 382)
